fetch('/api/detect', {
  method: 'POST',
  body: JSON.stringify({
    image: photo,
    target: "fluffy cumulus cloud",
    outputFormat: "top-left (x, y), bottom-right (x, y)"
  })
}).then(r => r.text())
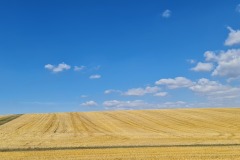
top-left (224, 27), bottom-right (240, 46)
top-left (123, 86), bottom-right (160, 96)
top-left (189, 78), bottom-right (240, 99)
top-left (162, 9), bottom-right (171, 18)
top-left (89, 74), bottom-right (101, 79)
top-left (44, 63), bottom-right (71, 73)
top-left (81, 101), bottom-right (98, 106)
top-left (156, 76), bottom-right (240, 100)
top-left (204, 51), bottom-right (219, 61)
top-left (191, 62), bottom-right (214, 72)
top-left (204, 49), bottom-right (240, 79)
top-left (155, 77), bottom-right (193, 89)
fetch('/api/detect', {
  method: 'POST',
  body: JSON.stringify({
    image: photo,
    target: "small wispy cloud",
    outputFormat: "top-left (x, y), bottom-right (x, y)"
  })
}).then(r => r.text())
top-left (187, 59), bottom-right (196, 64)
top-left (103, 100), bottom-right (188, 110)
top-left (74, 65), bottom-right (85, 71)
top-left (236, 4), bottom-right (240, 13)
top-left (104, 89), bottom-right (122, 94)
top-left (103, 100), bottom-right (152, 110)
top-left (123, 86), bottom-right (160, 96)
top-left (154, 92), bottom-right (168, 97)
top-left (162, 9), bottom-right (171, 18)
top-left (81, 100), bottom-right (98, 106)
top-left (45, 62), bottom-right (71, 73)
top-left (89, 74), bottom-right (101, 79)
top-left (80, 95), bottom-right (88, 98)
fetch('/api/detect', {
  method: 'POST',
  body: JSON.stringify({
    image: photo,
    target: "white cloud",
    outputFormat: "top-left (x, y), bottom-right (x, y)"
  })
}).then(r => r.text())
top-left (204, 51), bottom-right (219, 61)
top-left (103, 97), bottom-right (240, 110)
top-left (162, 9), bottom-right (171, 18)
top-left (105, 87), bottom-right (161, 96)
top-left (187, 59), bottom-right (196, 64)
top-left (202, 49), bottom-right (240, 79)
top-left (104, 89), bottom-right (122, 94)
top-left (74, 65), bottom-right (85, 71)
top-left (123, 86), bottom-right (160, 96)
top-left (155, 77), bottom-right (193, 89)
top-left (204, 49), bottom-right (240, 79)
top-left (211, 49), bottom-right (240, 78)
top-left (154, 92), bottom-right (168, 97)
top-left (189, 78), bottom-right (240, 99)
top-left (191, 62), bottom-right (214, 72)
top-left (103, 100), bottom-right (149, 110)
top-left (155, 76), bottom-right (240, 100)
top-left (103, 100), bottom-right (188, 110)
top-left (189, 78), bottom-right (223, 93)
top-left (104, 89), bottom-right (114, 94)
top-left (89, 74), bottom-right (101, 79)
top-left (81, 101), bottom-right (98, 106)
top-left (44, 63), bottom-right (71, 73)
top-left (224, 27), bottom-right (240, 46)
top-left (80, 95), bottom-right (88, 98)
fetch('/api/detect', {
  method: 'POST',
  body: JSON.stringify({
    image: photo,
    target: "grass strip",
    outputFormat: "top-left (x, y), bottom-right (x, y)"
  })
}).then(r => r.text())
top-left (0, 143), bottom-right (240, 152)
top-left (0, 114), bottom-right (23, 126)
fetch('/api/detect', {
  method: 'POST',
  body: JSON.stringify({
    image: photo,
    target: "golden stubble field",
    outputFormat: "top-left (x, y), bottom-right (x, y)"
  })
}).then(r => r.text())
top-left (1, 146), bottom-right (240, 160)
top-left (0, 108), bottom-right (240, 159)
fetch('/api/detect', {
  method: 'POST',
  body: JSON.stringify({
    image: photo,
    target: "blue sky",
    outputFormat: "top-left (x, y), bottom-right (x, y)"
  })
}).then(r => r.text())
top-left (1, 0), bottom-right (240, 114)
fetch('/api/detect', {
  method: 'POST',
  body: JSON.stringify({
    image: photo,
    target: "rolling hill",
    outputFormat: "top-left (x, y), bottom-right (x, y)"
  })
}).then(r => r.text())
top-left (0, 108), bottom-right (240, 159)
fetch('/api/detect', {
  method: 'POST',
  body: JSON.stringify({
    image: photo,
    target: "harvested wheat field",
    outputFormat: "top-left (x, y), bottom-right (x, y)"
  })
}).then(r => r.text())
top-left (2, 146), bottom-right (240, 160)
top-left (0, 108), bottom-right (240, 159)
